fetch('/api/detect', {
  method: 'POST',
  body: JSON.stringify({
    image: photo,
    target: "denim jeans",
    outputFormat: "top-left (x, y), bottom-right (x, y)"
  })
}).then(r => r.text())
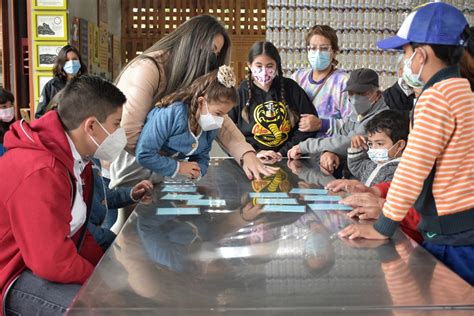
top-left (3, 270), bottom-right (81, 316)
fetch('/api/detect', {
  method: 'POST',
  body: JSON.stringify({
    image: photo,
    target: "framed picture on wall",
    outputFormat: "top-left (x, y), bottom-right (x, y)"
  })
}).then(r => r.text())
top-left (33, 42), bottom-right (67, 70)
top-left (33, 0), bottom-right (67, 10)
top-left (33, 72), bottom-right (54, 101)
top-left (32, 11), bottom-right (68, 41)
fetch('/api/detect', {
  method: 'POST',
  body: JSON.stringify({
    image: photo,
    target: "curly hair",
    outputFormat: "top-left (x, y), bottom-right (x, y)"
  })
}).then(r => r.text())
top-left (365, 110), bottom-right (409, 143)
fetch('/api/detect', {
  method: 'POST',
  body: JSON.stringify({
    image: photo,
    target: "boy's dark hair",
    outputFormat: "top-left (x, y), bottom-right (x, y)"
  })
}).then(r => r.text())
top-left (58, 75), bottom-right (126, 131)
top-left (0, 88), bottom-right (14, 104)
top-left (53, 45), bottom-right (87, 81)
top-left (365, 110), bottom-right (409, 143)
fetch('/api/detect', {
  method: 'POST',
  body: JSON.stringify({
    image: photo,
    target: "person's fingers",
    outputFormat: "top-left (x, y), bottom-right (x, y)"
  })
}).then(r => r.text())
top-left (332, 182), bottom-right (348, 192)
top-left (338, 224), bottom-right (355, 238)
top-left (327, 161), bottom-right (335, 173)
top-left (326, 179), bottom-right (343, 189)
top-left (260, 165), bottom-right (279, 176)
top-left (347, 209), bottom-right (360, 218)
top-left (348, 228), bottom-right (360, 240)
top-left (359, 212), bottom-right (369, 220)
top-left (243, 166), bottom-right (254, 180)
top-left (134, 188), bottom-right (145, 198)
top-left (340, 195), bottom-right (356, 206)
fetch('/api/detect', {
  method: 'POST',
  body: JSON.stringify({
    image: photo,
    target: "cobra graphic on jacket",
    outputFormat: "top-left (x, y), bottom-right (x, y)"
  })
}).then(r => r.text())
top-left (251, 100), bottom-right (291, 148)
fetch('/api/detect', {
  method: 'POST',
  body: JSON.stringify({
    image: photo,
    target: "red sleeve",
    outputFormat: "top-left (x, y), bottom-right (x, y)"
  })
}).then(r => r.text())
top-left (373, 181), bottom-right (391, 198)
top-left (78, 230), bottom-right (103, 266)
top-left (8, 168), bottom-right (95, 284)
top-left (373, 181), bottom-right (422, 243)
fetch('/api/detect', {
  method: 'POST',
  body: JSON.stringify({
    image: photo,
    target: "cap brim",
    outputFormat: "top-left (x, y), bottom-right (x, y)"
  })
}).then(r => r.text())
top-left (377, 35), bottom-right (410, 50)
top-left (344, 83), bottom-right (378, 94)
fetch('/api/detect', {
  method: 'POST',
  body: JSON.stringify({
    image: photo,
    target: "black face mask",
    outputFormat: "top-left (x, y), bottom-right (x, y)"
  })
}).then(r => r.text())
top-left (208, 53), bottom-right (219, 72)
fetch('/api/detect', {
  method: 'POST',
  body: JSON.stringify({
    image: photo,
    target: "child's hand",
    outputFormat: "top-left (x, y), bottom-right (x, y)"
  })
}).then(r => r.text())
top-left (339, 222), bottom-right (388, 240)
top-left (298, 114), bottom-right (321, 132)
top-left (351, 135), bottom-right (367, 149)
top-left (131, 180), bottom-right (154, 202)
top-left (340, 192), bottom-right (385, 220)
top-left (326, 179), bottom-right (370, 193)
top-left (257, 150), bottom-right (282, 162)
top-left (178, 161), bottom-right (201, 179)
top-left (287, 159), bottom-right (303, 175)
top-left (319, 152), bottom-right (340, 175)
top-left (287, 145), bottom-right (302, 160)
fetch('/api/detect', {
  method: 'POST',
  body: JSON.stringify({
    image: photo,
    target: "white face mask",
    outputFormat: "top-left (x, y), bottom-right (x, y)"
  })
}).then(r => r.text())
top-left (402, 51), bottom-right (425, 89)
top-left (88, 121), bottom-right (127, 161)
top-left (198, 101), bottom-right (224, 131)
top-left (0, 107), bottom-right (14, 122)
top-left (367, 142), bottom-right (400, 164)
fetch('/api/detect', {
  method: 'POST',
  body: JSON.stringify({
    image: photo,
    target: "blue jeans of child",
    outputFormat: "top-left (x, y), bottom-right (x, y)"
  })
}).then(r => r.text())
top-left (3, 270), bottom-right (81, 316)
top-left (423, 242), bottom-right (474, 285)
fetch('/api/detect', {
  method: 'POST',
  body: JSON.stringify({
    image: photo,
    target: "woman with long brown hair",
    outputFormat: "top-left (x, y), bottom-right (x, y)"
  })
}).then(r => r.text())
top-left (110, 15), bottom-right (277, 190)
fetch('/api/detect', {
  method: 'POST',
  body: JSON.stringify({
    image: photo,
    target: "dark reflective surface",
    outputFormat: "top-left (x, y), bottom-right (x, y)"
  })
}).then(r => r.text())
top-left (68, 158), bottom-right (474, 315)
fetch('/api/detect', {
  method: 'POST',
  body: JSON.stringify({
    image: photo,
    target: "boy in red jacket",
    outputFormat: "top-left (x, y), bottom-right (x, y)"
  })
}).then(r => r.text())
top-left (0, 76), bottom-right (128, 315)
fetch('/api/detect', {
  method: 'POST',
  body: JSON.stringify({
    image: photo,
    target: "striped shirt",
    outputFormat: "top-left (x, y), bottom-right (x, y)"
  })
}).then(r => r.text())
top-left (380, 77), bottom-right (474, 225)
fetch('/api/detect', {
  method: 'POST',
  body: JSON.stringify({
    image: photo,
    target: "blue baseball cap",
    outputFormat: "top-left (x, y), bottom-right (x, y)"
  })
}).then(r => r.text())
top-left (377, 2), bottom-right (468, 50)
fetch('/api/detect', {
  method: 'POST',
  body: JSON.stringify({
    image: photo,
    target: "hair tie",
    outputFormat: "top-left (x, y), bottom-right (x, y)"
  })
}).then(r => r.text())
top-left (217, 65), bottom-right (236, 88)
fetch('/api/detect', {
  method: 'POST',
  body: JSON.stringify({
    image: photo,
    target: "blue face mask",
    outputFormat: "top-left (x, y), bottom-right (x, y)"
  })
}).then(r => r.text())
top-left (64, 60), bottom-right (81, 76)
top-left (307, 50), bottom-right (332, 71)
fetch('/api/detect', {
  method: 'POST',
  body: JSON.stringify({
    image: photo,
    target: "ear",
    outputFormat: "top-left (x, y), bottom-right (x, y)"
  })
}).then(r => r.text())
top-left (197, 96), bottom-right (206, 111)
top-left (416, 47), bottom-right (428, 65)
top-left (398, 139), bottom-right (407, 151)
top-left (83, 117), bottom-right (97, 135)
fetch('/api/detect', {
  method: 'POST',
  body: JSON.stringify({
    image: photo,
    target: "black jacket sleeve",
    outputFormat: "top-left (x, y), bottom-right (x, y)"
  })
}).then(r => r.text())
top-left (35, 80), bottom-right (54, 119)
top-left (278, 78), bottom-right (318, 156)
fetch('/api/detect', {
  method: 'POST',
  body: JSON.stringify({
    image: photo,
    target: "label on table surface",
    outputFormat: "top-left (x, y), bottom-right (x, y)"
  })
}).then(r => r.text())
top-left (156, 208), bottom-right (200, 215)
top-left (303, 195), bottom-right (342, 201)
top-left (162, 186), bottom-right (197, 193)
top-left (290, 188), bottom-right (328, 195)
top-left (249, 192), bottom-right (289, 198)
top-left (262, 205), bottom-right (306, 213)
top-left (186, 199), bottom-right (226, 206)
top-left (256, 198), bottom-right (299, 205)
top-left (308, 203), bottom-right (352, 211)
top-left (161, 194), bottom-right (203, 200)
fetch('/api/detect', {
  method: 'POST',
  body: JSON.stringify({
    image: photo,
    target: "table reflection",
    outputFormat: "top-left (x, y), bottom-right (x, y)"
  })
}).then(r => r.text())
top-left (69, 158), bottom-right (473, 314)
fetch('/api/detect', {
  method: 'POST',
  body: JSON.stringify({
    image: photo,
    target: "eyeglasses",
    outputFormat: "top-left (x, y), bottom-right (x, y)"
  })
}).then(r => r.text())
top-left (307, 45), bottom-right (332, 52)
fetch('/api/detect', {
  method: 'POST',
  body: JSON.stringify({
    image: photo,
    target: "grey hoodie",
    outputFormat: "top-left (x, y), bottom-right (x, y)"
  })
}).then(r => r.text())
top-left (347, 147), bottom-right (401, 186)
top-left (299, 97), bottom-right (389, 157)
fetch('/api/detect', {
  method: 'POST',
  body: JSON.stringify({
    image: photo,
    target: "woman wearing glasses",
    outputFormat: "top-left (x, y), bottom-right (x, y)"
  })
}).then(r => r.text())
top-left (291, 25), bottom-right (351, 135)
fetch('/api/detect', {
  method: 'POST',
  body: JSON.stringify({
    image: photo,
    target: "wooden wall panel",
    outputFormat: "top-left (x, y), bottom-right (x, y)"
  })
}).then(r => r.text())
top-left (121, 0), bottom-right (266, 82)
